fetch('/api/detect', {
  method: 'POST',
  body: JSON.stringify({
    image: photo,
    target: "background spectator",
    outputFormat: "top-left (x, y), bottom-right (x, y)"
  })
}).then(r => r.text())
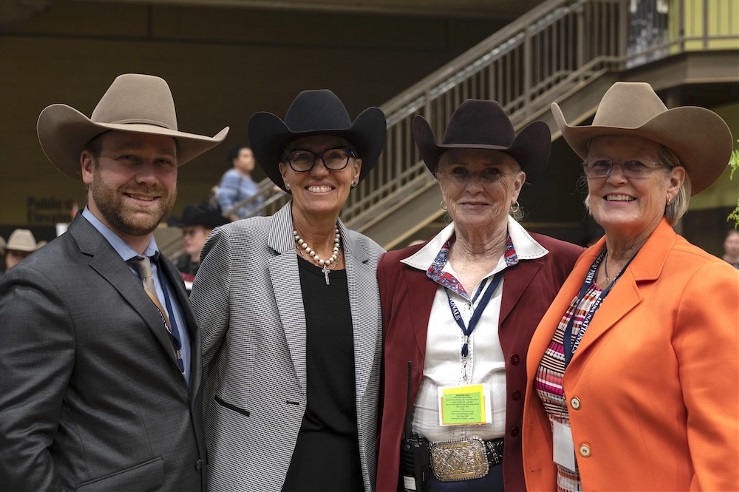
top-left (4, 229), bottom-right (37, 271)
top-left (723, 229), bottom-right (739, 269)
top-left (217, 145), bottom-right (263, 220)
top-left (174, 204), bottom-right (229, 291)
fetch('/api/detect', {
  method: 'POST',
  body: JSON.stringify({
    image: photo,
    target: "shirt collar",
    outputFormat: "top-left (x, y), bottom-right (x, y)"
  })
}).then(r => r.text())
top-left (82, 207), bottom-right (159, 261)
top-left (401, 215), bottom-right (549, 271)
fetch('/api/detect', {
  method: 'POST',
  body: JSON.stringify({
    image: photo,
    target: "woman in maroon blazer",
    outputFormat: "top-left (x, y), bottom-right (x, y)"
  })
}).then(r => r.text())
top-left (376, 100), bottom-right (582, 492)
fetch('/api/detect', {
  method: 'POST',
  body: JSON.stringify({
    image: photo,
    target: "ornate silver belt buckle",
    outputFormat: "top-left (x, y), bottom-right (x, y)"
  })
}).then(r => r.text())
top-left (429, 437), bottom-right (489, 482)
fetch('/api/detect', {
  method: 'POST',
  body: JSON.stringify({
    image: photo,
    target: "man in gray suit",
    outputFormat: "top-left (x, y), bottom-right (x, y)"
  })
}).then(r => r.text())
top-left (0, 74), bottom-right (228, 491)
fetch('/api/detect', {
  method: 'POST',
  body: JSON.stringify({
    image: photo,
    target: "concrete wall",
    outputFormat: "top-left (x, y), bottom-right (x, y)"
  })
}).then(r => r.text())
top-left (0, 0), bottom-right (505, 235)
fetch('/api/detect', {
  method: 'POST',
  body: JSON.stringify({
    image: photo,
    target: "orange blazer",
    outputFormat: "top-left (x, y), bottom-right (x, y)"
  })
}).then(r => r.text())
top-left (522, 219), bottom-right (739, 491)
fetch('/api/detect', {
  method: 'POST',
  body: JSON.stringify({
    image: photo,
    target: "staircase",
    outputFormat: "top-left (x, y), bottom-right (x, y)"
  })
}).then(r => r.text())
top-left (238, 0), bottom-right (739, 250)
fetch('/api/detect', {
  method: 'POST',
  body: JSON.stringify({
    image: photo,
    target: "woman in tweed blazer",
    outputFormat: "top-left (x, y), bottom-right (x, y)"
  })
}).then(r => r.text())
top-left (191, 90), bottom-right (386, 491)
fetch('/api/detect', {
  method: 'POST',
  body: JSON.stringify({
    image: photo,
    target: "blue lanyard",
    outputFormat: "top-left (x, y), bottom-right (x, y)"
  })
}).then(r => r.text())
top-left (445, 271), bottom-right (505, 357)
top-left (153, 256), bottom-right (184, 373)
top-left (562, 249), bottom-right (635, 367)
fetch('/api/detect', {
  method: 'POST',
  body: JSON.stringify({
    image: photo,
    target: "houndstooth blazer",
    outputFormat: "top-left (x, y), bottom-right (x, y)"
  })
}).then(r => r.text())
top-left (190, 203), bottom-right (384, 491)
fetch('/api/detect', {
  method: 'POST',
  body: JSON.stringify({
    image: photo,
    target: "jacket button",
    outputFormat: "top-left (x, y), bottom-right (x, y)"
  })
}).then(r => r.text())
top-left (570, 397), bottom-right (581, 410)
top-left (579, 444), bottom-right (591, 457)
top-left (511, 390), bottom-right (521, 401)
top-left (195, 459), bottom-right (203, 470)
top-left (510, 426), bottom-right (520, 437)
top-left (510, 354), bottom-right (520, 365)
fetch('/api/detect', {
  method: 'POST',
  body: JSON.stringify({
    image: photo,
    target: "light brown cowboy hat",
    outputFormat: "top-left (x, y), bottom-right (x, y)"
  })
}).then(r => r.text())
top-left (6, 229), bottom-right (37, 253)
top-left (552, 81), bottom-right (733, 195)
top-left (37, 73), bottom-right (229, 181)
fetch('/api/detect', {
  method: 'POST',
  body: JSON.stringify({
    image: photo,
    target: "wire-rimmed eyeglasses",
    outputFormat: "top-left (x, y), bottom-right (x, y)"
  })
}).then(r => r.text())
top-left (582, 159), bottom-right (669, 179)
top-left (282, 146), bottom-right (357, 172)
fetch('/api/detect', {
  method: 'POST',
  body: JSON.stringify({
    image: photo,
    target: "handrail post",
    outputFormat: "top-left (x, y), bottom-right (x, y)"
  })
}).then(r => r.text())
top-left (702, 0), bottom-right (709, 49)
top-left (618, 0), bottom-right (629, 69)
top-left (576, 1), bottom-right (585, 82)
top-left (678, 0), bottom-right (685, 52)
top-left (524, 25), bottom-right (532, 118)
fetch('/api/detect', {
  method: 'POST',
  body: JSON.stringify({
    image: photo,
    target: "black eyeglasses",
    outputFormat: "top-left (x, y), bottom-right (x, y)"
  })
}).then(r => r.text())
top-left (582, 159), bottom-right (668, 179)
top-left (282, 146), bottom-right (357, 172)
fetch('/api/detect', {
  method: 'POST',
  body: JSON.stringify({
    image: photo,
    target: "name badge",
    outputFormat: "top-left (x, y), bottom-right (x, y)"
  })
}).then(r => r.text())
top-left (437, 384), bottom-right (492, 426)
top-left (552, 420), bottom-right (577, 472)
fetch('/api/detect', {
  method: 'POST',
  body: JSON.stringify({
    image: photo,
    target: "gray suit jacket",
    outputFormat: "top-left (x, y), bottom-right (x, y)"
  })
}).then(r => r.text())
top-left (0, 215), bottom-right (205, 491)
top-left (191, 203), bottom-right (384, 491)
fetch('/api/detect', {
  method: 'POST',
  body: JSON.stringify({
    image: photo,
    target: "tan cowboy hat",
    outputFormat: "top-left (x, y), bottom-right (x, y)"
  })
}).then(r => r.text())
top-left (6, 229), bottom-right (37, 253)
top-left (552, 81), bottom-right (733, 195)
top-left (37, 73), bottom-right (229, 181)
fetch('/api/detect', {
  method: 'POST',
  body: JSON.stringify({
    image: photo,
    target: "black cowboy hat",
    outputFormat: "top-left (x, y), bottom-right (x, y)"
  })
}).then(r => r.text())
top-left (412, 99), bottom-right (551, 183)
top-left (248, 89), bottom-right (386, 191)
top-left (171, 204), bottom-right (230, 230)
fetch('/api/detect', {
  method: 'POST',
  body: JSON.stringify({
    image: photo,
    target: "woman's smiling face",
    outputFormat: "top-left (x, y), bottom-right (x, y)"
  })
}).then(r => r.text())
top-left (279, 135), bottom-right (361, 222)
top-left (436, 148), bottom-right (525, 233)
top-left (585, 135), bottom-right (684, 239)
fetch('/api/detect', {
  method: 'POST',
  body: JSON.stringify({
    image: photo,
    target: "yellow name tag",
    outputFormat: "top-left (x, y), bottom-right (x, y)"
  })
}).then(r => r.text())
top-left (438, 384), bottom-right (488, 426)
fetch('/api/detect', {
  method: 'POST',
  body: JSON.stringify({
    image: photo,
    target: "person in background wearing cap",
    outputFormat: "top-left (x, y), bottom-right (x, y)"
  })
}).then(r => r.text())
top-left (0, 74), bottom-right (228, 491)
top-left (175, 204), bottom-right (229, 291)
top-left (191, 89), bottom-right (386, 491)
top-left (3, 228), bottom-right (38, 272)
top-left (522, 82), bottom-right (739, 491)
top-left (376, 100), bottom-right (583, 492)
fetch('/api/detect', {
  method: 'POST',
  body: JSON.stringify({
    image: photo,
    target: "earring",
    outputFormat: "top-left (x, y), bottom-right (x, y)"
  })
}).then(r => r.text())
top-left (666, 196), bottom-right (671, 206)
top-left (285, 184), bottom-right (291, 192)
top-left (510, 201), bottom-right (521, 213)
top-left (440, 201), bottom-right (447, 211)
top-left (351, 181), bottom-right (357, 188)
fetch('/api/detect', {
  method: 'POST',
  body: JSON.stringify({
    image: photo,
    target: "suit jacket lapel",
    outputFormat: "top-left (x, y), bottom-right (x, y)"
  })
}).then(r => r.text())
top-left (499, 257), bottom-right (544, 326)
top-left (70, 216), bottom-right (180, 370)
top-left (569, 220), bottom-right (675, 367)
top-left (267, 205), bottom-right (308, 394)
top-left (341, 222), bottom-right (381, 403)
top-left (403, 266), bottom-right (436, 356)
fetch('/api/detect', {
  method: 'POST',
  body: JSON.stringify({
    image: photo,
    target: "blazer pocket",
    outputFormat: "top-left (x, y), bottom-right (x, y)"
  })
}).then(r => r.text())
top-left (214, 394), bottom-right (250, 417)
top-left (75, 456), bottom-right (164, 491)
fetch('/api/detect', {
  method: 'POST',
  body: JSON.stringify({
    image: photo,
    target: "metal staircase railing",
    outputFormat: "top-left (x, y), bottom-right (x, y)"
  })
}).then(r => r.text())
top-left (244, 0), bottom-right (738, 245)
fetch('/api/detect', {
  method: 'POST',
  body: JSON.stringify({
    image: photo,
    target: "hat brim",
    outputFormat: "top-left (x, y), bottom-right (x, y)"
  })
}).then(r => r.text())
top-left (248, 107), bottom-right (386, 191)
top-left (552, 102), bottom-right (732, 195)
top-left (412, 116), bottom-right (551, 184)
top-left (37, 104), bottom-right (229, 181)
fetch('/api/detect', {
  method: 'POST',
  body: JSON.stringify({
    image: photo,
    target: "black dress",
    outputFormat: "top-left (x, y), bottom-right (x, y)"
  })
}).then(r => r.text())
top-left (282, 256), bottom-right (364, 492)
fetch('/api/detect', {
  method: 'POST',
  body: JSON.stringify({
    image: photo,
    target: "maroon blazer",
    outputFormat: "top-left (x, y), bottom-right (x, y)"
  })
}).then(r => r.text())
top-left (376, 232), bottom-right (582, 492)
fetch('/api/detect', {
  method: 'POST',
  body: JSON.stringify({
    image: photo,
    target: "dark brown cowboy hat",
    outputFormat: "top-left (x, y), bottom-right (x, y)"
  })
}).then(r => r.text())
top-left (248, 89), bottom-right (386, 191)
top-left (552, 82), bottom-right (733, 195)
top-left (412, 99), bottom-right (551, 183)
top-left (37, 74), bottom-right (229, 181)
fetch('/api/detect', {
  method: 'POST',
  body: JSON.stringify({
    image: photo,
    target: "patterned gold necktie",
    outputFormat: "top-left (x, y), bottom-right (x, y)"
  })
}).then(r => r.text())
top-left (129, 255), bottom-right (184, 374)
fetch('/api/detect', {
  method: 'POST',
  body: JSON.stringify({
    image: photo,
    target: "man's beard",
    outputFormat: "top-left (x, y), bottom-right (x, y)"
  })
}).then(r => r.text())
top-left (90, 169), bottom-right (176, 237)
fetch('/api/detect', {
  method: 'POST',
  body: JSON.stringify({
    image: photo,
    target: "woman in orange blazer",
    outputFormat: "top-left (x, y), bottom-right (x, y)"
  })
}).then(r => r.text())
top-left (522, 82), bottom-right (739, 491)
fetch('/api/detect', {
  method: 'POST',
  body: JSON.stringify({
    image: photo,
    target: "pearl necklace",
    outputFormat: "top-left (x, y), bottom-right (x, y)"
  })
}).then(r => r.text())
top-left (294, 226), bottom-right (341, 285)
